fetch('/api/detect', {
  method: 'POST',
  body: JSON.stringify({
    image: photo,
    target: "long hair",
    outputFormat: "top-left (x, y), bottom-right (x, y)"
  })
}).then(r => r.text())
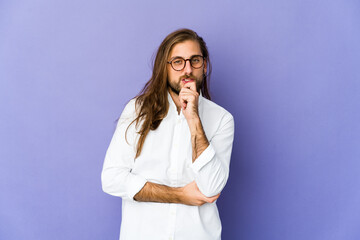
top-left (128, 28), bottom-right (212, 159)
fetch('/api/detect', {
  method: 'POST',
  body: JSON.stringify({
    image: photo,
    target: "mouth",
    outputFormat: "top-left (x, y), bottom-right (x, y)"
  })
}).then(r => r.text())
top-left (181, 78), bottom-right (195, 84)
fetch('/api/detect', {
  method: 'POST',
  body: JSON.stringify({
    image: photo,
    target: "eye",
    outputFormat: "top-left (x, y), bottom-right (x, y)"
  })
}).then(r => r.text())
top-left (191, 56), bottom-right (203, 66)
top-left (173, 58), bottom-right (184, 65)
top-left (191, 56), bottom-right (202, 62)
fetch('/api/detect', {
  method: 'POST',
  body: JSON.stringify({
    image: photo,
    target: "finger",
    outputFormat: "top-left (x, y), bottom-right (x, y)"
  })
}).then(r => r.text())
top-left (180, 88), bottom-right (197, 96)
top-left (205, 193), bottom-right (221, 203)
top-left (207, 196), bottom-right (219, 203)
top-left (211, 193), bottom-right (220, 200)
top-left (180, 91), bottom-right (199, 104)
top-left (179, 95), bottom-right (187, 110)
top-left (183, 81), bottom-right (197, 92)
top-left (179, 92), bottom-right (197, 103)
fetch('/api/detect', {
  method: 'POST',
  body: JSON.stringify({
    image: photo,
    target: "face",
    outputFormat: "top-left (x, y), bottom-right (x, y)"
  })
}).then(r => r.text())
top-left (167, 40), bottom-right (207, 95)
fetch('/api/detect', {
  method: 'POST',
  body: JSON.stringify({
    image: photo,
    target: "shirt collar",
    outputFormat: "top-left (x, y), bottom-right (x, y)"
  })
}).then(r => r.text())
top-left (167, 91), bottom-right (180, 117)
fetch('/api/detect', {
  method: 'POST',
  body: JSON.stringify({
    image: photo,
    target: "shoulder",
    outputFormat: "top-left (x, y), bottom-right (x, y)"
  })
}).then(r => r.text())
top-left (199, 97), bottom-right (234, 139)
top-left (200, 97), bottom-right (234, 124)
top-left (120, 98), bottom-right (142, 118)
top-left (122, 98), bottom-right (136, 114)
top-left (116, 98), bottom-right (139, 127)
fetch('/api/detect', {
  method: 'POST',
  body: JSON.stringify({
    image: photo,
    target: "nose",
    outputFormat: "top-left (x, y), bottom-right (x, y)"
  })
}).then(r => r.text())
top-left (183, 59), bottom-right (193, 75)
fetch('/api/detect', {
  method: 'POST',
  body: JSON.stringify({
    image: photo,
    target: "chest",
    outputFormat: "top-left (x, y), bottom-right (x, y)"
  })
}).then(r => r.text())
top-left (132, 115), bottom-right (195, 185)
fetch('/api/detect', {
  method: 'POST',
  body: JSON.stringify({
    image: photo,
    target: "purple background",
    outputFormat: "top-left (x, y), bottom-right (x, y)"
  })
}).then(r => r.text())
top-left (1, 1), bottom-right (360, 239)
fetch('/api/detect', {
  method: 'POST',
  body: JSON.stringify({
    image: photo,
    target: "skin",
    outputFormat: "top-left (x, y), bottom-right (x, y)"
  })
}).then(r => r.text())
top-left (134, 40), bottom-right (220, 206)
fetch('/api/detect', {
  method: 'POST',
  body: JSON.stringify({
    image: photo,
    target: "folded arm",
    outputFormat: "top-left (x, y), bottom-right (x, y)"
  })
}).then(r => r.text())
top-left (188, 114), bottom-right (235, 197)
top-left (133, 181), bottom-right (219, 206)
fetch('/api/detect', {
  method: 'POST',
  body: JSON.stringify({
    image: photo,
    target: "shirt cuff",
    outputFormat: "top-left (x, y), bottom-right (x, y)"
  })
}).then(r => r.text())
top-left (190, 143), bottom-right (216, 173)
top-left (127, 175), bottom-right (147, 200)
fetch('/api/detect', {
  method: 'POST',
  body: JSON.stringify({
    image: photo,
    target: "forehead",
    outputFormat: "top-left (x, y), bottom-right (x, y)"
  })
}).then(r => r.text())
top-left (169, 40), bottom-right (202, 58)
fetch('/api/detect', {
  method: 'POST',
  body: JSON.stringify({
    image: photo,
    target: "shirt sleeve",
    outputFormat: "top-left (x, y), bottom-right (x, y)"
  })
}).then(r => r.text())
top-left (101, 100), bottom-right (147, 201)
top-left (190, 113), bottom-right (235, 197)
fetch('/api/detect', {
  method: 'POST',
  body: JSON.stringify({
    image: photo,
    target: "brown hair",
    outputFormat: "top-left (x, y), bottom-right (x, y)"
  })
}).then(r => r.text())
top-left (128, 28), bottom-right (212, 158)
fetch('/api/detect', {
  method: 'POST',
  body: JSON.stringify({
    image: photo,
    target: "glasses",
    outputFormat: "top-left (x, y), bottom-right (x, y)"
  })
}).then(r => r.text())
top-left (167, 55), bottom-right (204, 71)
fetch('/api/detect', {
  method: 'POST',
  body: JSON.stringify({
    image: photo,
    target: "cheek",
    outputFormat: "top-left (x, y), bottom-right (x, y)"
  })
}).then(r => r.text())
top-left (194, 69), bottom-right (204, 79)
top-left (167, 72), bottom-right (174, 82)
top-left (168, 70), bottom-right (180, 82)
top-left (167, 66), bottom-right (176, 77)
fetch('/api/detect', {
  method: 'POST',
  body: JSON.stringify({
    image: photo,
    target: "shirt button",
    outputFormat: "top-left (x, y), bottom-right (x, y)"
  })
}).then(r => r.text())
top-left (177, 119), bottom-right (181, 124)
top-left (169, 237), bottom-right (173, 240)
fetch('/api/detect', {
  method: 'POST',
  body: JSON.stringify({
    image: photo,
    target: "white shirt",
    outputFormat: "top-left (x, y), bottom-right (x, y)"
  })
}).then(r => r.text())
top-left (101, 92), bottom-right (235, 240)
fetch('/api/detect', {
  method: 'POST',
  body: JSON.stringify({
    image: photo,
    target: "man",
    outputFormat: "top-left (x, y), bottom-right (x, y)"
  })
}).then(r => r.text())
top-left (102, 29), bottom-right (234, 240)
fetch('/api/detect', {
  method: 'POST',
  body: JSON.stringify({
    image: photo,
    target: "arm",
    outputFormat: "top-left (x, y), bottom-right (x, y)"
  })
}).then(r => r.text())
top-left (101, 100), bottom-right (147, 201)
top-left (179, 83), bottom-right (209, 162)
top-left (134, 181), bottom-right (220, 206)
top-left (188, 117), bottom-right (209, 162)
top-left (190, 116), bottom-right (234, 197)
top-left (180, 83), bottom-right (235, 198)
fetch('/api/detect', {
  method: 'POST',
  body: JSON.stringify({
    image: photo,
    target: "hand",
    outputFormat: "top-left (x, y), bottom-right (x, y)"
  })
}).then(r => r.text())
top-left (180, 181), bottom-right (220, 206)
top-left (179, 81), bottom-right (199, 121)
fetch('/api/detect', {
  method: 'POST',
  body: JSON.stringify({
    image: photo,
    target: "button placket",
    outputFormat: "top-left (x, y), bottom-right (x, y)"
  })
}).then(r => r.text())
top-left (167, 204), bottom-right (177, 240)
top-left (170, 115), bottom-right (182, 185)
top-left (167, 115), bottom-right (182, 239)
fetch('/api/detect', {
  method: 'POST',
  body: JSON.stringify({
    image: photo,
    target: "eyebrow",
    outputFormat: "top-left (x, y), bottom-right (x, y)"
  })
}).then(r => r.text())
top-left (169, 54), bottom-right (202, 60)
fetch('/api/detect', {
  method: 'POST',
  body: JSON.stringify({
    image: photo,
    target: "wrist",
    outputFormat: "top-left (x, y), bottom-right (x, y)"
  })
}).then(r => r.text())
top-left (175, 186), bottom-right (185, 204)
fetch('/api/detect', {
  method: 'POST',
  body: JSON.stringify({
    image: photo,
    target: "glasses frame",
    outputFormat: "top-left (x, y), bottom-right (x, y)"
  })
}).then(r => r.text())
top-left (167, 55), bottom-right (205, 71)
